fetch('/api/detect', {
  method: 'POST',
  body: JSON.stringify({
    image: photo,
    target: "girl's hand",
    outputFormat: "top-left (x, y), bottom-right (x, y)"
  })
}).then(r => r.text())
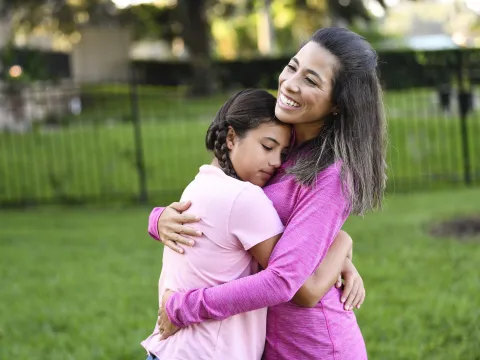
top-left (335, 236), bottom-right (353, 288)
top-left (158, 290), bottom-right (180, 340)
top-left (337, 259), bottom-right (365, 311)
top-left (158, 201), bottom-right (202, 254)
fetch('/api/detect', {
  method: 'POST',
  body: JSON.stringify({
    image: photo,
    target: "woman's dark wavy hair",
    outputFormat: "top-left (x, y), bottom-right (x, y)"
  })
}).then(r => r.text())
top-left (287, 27), bottom-right (387, 215)
top-left (205, 88), bottom-right (283, 179)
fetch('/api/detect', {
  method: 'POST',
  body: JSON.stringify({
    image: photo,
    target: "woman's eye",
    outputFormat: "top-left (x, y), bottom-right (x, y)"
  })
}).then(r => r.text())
top-left (287, 64), bottom-right (296, 71)
top-left (262, 145), bottom-right (273, 151)
top-left (306, 77), bottom-right (316, 86)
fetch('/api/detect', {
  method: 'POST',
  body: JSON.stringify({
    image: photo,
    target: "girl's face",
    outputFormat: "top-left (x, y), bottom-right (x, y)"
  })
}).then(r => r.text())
top-left (275, 41), bottom-right (338, 127)
top-left (227, 122), bottom-right (291, 187)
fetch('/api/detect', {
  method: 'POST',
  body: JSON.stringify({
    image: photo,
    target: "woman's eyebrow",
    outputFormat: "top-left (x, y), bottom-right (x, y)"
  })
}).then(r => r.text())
top-left (291, 57), bottom-right (324, 84)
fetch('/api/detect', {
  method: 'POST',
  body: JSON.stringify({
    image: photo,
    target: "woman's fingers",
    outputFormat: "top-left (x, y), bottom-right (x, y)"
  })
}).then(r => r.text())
top-left (344, 283), bottom-right (360, 311)
top-left (164, 240), bottom-right (185, 254)
top-left (169, 201), bottom-right (192, 212)
top-left (173, 213), bottom-right (201, 224)
top-left (166, 232), bottom-right (195, 247)
top-left (171, 223), bottom-right (202, 238)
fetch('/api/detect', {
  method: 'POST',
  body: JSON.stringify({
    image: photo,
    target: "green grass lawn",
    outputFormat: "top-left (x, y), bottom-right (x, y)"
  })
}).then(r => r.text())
top-left (1, 188), bottom-right (479, 359)
top-left (1, 86), bottom-right (480, 205)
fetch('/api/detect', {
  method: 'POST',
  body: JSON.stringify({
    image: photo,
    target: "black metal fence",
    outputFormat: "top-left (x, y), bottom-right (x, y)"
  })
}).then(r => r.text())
top-left (1, 49), bottom-right (479, 207)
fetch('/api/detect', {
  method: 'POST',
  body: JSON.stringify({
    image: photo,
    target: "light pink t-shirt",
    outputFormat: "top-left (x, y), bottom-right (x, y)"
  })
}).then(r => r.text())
top-left (141, 165), bottom-right (284, 360)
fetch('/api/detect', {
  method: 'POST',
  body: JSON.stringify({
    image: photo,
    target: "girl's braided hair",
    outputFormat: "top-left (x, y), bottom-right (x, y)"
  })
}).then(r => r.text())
top-left (205, 88), bottom-right (281, 179)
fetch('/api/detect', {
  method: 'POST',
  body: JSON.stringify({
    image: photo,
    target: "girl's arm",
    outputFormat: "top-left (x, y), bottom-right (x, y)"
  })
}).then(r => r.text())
top-left (166, 166), bottom-right (348, 328)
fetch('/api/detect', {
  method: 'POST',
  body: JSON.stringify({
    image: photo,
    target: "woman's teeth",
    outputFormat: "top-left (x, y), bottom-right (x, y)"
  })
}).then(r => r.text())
top-left (280, 94), bottom-right (300, 107)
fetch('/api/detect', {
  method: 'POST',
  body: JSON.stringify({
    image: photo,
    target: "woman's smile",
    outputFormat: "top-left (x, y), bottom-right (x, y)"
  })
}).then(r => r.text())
top-left (278, 92), bottom-right (301, 110)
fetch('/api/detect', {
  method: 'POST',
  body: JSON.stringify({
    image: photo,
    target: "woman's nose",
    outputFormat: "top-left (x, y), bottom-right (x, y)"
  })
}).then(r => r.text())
top-left (282, 75), bottom-right (300, 93)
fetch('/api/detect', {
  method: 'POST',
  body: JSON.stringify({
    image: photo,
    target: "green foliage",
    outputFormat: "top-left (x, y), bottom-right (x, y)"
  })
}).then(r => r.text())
top-left (118, 4), bottom-right (179, 41)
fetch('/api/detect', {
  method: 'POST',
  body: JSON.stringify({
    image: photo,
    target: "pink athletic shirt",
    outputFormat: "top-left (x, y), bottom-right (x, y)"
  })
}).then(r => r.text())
top-left (148, 161), bottom-right (367, 360)
top-left (141, 165), bottom-right (284, 360)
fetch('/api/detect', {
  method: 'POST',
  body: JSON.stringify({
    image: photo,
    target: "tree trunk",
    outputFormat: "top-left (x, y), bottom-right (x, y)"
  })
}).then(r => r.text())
top-left (257, 0), bottom-right (276, 55)
top-left (177, 0), bottom-right (215, 96)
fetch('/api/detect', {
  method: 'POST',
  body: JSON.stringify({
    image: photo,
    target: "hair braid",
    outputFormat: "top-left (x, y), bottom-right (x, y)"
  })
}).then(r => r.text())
top-left (213, 124), bottom-right (239, 179)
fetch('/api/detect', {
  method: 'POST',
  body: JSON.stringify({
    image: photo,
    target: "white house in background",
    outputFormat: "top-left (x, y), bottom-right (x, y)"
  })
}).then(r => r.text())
top-left (71, 25), bottom-right (132, 83)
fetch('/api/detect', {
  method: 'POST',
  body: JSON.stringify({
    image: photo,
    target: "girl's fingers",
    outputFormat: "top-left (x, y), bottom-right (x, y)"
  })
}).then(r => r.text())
top-left (341, 277), bottom-right (354, 303)
top-left (164, 240), bottom-right (184, 254)
top-left (344, 283), bottom-right (359, 311)
top-left (358, 289), bottom-right (366, 308)
top-left (350, 287), bottom-right (364, 309)
top-left (335, 274), bottom-right (342, 288)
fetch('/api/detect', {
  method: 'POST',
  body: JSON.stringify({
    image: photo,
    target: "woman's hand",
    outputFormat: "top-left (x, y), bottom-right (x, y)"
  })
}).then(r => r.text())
top-left (337, 258), bottom-right (365, 311)
top-left (158, 290), bottom-right (180, 340)
top-left (158, 201), bottom-right (202, 254)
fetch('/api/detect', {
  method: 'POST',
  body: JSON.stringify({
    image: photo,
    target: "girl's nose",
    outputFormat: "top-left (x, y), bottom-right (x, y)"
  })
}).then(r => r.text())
top-left (269, 155), bottom-right (282, 168)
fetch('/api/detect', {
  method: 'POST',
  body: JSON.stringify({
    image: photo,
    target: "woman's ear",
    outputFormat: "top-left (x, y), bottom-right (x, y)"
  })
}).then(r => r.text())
top-left (331, 105), bottom-right (340, 116)
top-left (226, 126), bottom-right (236, 150)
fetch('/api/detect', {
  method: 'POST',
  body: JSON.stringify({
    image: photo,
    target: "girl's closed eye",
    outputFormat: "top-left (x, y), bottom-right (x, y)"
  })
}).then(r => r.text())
top-left (287, 64), bottom-right (296, 71)
top-left (262, 144), bottom-right (273, 151)
top-left (306, 78), bottom-right (317, 86)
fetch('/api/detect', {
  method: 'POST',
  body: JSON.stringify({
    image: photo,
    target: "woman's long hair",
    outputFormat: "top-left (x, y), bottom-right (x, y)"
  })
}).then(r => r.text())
top-left (287, 27), bottom-right (387, 215)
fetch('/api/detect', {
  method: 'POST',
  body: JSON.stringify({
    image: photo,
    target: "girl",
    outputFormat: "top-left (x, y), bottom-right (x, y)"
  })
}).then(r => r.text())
top-left (153, 27), bottom-right (386, 360)
top-left (141, 89), bottom-right (362, 360)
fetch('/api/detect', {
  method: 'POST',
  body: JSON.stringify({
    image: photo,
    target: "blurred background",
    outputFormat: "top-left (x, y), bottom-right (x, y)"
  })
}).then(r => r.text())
top-left (0, 0), bottom-right (479, 359)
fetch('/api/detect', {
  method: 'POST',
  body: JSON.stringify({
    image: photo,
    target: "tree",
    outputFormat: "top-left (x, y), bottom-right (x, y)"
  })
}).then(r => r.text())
top-left (1, 0), bottom-right (392, 96)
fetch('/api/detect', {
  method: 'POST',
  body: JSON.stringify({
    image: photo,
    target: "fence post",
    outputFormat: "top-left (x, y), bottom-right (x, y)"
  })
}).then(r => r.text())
top-left (129, 67), bottom-right (148, 203)
top-left (455, 50), bottom-right (472, 186)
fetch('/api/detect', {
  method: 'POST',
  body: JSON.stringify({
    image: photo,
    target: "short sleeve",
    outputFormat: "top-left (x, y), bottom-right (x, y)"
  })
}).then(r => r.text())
top-left (229, 185), bottom-right (284, 250)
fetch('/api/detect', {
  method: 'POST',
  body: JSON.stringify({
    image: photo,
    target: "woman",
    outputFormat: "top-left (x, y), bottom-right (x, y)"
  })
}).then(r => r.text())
top-left (153, 27), bottom-right (386, 359)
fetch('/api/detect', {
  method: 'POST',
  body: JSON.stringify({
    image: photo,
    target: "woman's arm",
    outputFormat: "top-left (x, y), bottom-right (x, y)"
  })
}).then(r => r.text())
top-left (148, 207), bottom-right (165, 240)
top-left (250, 229), bottom-right (360, 309)
top-left (292, 230), bottom-right (352, 307)
top-left (147, 202), bottom-right (201, 253)
top-left (165, 167), bottom-right (348, 328)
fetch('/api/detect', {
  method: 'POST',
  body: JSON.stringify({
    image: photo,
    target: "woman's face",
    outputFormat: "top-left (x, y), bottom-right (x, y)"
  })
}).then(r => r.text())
top-left (227, 122), bottom-right (291, 187)
top-left (275, 41), bottom-right (338, 126)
